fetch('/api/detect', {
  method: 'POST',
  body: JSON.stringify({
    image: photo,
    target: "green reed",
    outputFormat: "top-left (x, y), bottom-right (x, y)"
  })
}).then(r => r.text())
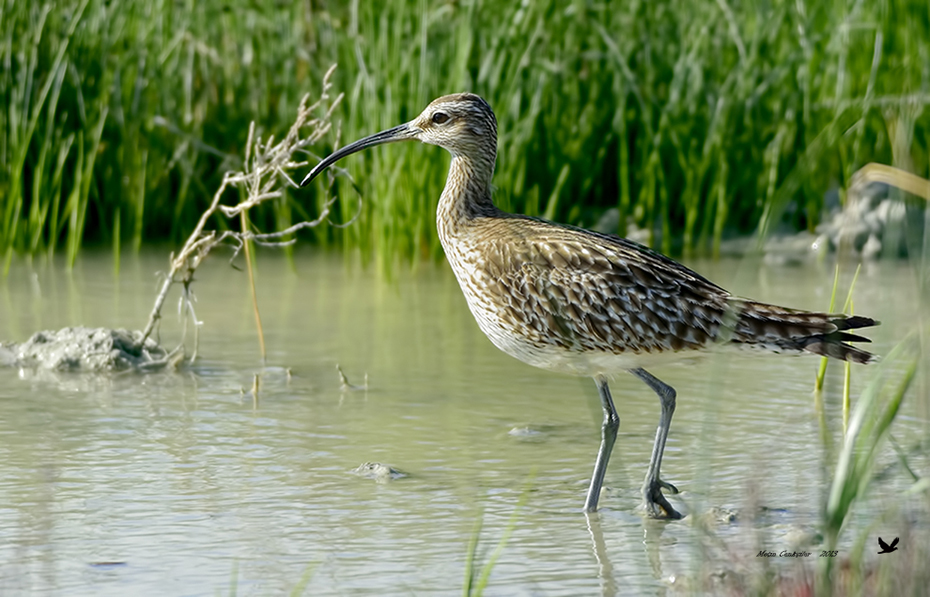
top-left (2, 0), bottom-right (929, 267)
top-left (462, 474), bottom-right (531, 596)
top-left (817, 334), bottom-right (918, 595)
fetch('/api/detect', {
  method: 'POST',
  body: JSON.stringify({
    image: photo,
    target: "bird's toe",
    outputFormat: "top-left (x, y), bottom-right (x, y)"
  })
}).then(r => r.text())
top-left (658, 479), bottom-right (680, 495)
top-left (644, 481), bottom-right (683, 520)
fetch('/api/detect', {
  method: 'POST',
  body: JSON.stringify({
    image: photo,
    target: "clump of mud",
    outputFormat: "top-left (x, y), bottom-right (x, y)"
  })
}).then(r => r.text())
top-left (0, 327), bottom-right (174, 372)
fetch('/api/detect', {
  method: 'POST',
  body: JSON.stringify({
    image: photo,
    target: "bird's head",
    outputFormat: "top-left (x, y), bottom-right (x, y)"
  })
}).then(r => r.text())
top-left (300, 93), bottom-right (497, 188)
top-left (409, 93), bottom-right (498, 155)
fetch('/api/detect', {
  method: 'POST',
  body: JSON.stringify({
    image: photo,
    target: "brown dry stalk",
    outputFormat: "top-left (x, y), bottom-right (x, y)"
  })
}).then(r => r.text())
top-left (138, 65), bottom-right (346, 361)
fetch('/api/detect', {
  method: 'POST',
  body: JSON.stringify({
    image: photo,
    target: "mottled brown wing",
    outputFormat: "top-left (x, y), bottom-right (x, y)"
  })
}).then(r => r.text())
top-left (483, 216), bottom-right (877, 362)
top-left (485, 220), bottom-right (732, 355)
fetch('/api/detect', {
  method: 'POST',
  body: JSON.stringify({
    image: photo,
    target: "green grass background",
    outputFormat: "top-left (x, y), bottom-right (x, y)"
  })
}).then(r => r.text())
top-left (2, 0), bottom-right (929, 269)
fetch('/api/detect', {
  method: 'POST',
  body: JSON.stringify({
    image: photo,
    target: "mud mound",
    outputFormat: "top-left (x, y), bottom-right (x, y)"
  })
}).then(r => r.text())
top-left (0, 327), bottom-right (171, 372)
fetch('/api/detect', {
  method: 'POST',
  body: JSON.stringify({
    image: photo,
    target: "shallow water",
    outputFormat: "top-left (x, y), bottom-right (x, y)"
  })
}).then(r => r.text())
top-left (0, 250), bottom-right (927, 595)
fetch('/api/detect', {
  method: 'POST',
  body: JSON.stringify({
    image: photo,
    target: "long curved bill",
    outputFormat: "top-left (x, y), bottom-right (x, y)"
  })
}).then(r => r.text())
top-left (300, 123), bottom-right (416, 187)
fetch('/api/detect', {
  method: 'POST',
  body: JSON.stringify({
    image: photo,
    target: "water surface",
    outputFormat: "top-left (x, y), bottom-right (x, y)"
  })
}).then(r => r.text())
top-left (0, 250), bottom-right (926, 595)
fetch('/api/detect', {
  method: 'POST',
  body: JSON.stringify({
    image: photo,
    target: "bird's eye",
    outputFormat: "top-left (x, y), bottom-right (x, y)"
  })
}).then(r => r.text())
top-left (432, 112), bottom-right (450, 125)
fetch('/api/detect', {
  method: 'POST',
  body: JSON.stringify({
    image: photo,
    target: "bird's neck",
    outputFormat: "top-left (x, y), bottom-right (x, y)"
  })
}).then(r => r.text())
top-left (436, 153), bottom-right (500, 245)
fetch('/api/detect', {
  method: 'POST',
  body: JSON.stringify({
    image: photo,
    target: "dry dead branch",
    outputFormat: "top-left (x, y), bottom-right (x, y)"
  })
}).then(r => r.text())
top-left (138, 65), bottom-right (347, 362)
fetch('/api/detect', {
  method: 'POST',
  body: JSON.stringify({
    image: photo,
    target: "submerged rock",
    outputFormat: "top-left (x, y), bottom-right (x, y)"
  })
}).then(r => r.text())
top-left (508, 425), bottom-right (544, 438)
top-left (817, 181), bottom-right (915, 258)
top-left (717, 231), bottom-right (827, 265)
top-left (1, 327), bottom-right (170, 372)
top-left (352, 462), bottom-right (407, 482)
top-left (594, 180), bottom-right (922, 263)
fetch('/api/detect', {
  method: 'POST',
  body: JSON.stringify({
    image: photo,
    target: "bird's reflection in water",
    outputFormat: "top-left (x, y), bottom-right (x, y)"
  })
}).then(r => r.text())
top-left (585, 512), bottom-right (617, 596)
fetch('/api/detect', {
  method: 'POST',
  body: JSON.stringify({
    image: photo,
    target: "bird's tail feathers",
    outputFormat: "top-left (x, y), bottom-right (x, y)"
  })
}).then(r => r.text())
top-left (731, 300), bottom-right (879, 364)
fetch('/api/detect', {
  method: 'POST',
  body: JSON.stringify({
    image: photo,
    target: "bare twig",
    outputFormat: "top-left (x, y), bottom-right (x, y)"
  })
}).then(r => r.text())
top-left (138, 65), bottom-right (347, 361)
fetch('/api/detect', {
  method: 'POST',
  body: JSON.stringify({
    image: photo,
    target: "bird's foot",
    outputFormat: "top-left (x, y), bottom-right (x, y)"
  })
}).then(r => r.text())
top-left (643, 478), bottom-right (682, 520)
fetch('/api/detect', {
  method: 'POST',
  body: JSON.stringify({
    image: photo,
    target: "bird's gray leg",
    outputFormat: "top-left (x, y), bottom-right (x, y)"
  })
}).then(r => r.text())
top-left (631, 368), bottom-right (682, 520)
top-left (584, 375), bottom-right (619, 512)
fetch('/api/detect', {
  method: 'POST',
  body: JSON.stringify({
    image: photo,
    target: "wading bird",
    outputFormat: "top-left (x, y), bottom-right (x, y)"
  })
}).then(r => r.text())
top-left (301, 93), bottom-right (877, 519)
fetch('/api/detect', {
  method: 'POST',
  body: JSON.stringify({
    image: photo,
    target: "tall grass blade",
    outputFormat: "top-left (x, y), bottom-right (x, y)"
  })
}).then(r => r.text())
top-left (819, 334), bottom-right (917, 593)
top-left (815, 265), bottom-right (842, 392)
top-left (462, 514), bottom-right (483, 597)
top-left (462, 472), bottom-right (532, 596)
top-left (66, 105), bottom-right (108, 269)
top-left (288, 562), bottom-right (319, 597)
top-left (824, 335), bottom-right (918, 543)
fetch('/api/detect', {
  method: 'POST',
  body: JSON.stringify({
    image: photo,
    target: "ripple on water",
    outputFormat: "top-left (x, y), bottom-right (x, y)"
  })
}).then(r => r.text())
top-left (0, 252), bottom-right (925, 594)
